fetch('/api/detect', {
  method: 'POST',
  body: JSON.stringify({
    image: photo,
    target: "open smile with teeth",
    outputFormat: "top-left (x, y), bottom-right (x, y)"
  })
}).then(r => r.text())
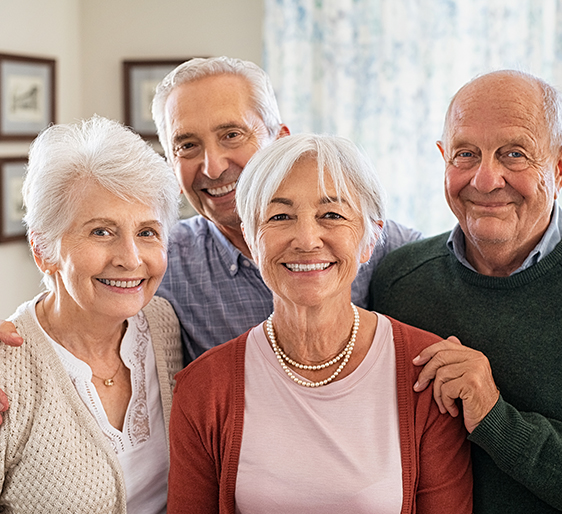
top-left (98, 278), bottom-right (143, 288)
top-left (205, 181), bottom-right (236, 197)
top-left (284, 263), bottom-right (332, 272)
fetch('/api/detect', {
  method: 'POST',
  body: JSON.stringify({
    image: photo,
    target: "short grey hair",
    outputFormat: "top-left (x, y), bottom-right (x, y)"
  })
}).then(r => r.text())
top-left (23, 115), bottom-right (179, 290)
top-left (442, 70), bottom-right (562, 151)
top-left (236, 133), bottom-right (386, 254)
top-left (152, 56), bottom-right (283, 158)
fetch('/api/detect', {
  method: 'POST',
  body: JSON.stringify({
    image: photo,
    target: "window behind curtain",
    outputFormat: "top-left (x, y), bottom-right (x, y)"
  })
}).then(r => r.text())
top-left (264, 0), bottom-right (562, 235)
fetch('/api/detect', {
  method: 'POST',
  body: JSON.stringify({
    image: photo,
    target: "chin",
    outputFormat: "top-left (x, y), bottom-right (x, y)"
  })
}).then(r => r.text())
top-left (467, 219), bottom-right (515, 244)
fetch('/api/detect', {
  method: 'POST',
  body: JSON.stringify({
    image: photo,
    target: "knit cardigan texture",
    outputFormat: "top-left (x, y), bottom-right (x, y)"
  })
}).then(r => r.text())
top-left (0, 295), bottom-right (183, 513)
top-left (168, 318), bottom-right (473, 514)
top-left (370, 232), bottom-right (562, 513)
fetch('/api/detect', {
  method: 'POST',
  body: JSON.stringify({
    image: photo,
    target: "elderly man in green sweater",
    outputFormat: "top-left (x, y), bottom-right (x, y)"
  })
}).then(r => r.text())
top-left (371, 70), bottom-right (562, 513)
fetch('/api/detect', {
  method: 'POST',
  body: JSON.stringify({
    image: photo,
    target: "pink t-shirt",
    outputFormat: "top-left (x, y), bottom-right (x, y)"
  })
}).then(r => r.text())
top-left (235, 314), bottom-right (403, 514)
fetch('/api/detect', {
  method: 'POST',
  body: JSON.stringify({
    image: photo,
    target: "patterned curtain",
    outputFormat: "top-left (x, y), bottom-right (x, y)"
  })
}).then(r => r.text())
top-left (263, 0), bottom-right (562, 235)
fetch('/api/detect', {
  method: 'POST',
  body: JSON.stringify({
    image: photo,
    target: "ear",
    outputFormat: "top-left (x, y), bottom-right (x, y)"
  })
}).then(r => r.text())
top-left (436, 140), bottom-right (446, 160)
top-left (241, 223), bottom-right (259, 265)
top-left (276, 124), bottom-right (290, 140)
top-left (360, 220), bottom-right (384, 264)
top-left (30, 236), bottom-right (56, 276)
top-left (553, 148), bottom-right (562, 200)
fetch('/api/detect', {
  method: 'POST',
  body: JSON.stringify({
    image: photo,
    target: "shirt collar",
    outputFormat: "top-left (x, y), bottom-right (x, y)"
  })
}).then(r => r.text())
top-left (207, 221), bottom-right (258, 276)
top-left (447, 203), bottom-right (562, 275)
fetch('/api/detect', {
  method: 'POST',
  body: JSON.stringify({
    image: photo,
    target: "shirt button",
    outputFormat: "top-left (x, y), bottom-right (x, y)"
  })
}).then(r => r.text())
top-left (230, 264), bottom-right (236, 272)
top-left (243, 260), bottom-right (251, 267)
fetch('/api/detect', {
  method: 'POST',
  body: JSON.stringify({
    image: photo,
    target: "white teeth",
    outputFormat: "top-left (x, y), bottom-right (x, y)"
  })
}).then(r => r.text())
top-left (99, 279), bottom-right (142, 288)
top-left (206, 182), bottom-right (236, 197)
top-left (285, 263), bottom-right (331, 272)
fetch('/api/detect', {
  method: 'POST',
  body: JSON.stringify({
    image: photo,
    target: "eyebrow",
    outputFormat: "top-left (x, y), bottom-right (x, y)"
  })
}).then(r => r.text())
top-left (269, 195), bottom-right (348, 206)
top-left (171, 122), bottom-right (249, 147)
top-left (83, 218), bottom-right (162, 227)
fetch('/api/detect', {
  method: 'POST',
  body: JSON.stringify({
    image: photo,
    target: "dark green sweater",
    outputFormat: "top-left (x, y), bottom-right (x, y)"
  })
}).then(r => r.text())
top-left (370, 232), bottom-right (562, 513)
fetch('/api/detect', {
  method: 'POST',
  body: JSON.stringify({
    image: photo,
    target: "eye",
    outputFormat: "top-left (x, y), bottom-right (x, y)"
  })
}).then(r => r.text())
top-left (269, 213), bottom-right (290, 222)
top-left (451, 150), bottom-right (479, 169)
top-left (225, 131), bottom-right (241, 139)
top-left (507, 151), bottom-right (524, 158)
top-left (91, 228), bottom-right (110, 237)
top-left (323, 211), bottom-right (345, 220)
top-left (139, 228), bottom-right (157, 237)
top-left (175, 141), bottom-right (197, 157)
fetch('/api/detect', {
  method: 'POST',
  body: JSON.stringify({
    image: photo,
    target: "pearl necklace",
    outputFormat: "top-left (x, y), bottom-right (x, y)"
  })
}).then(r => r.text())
top-left (266, 303), bottom-right (359, 388)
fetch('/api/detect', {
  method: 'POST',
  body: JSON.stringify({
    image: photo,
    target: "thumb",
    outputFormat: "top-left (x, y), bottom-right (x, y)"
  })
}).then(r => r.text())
top-left (447, 335), bottom-right (462, 346)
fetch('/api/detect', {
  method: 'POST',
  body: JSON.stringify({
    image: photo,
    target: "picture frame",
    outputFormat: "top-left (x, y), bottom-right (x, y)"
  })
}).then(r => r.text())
top-left (0, 53), bottom-right (56, 140)
top-left (123, 59), bottom-right (191, 138)
top-left (0, 157), bottom-right (27, 243)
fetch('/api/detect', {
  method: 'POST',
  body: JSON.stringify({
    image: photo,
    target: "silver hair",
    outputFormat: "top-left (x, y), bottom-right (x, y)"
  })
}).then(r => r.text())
top-left (236, 133), bottom-right (386, 255)
top-left (152, 56), bottom-right (283, 158)
top-left (23, 115), bottom-right (180, 290)
top-left (442, 70), bottom-right (562, 151)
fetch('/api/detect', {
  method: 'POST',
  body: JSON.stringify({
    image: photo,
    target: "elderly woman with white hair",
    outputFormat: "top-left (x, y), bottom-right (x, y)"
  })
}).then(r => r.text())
top-left (168, 133), bottom-right (473, 513)
top-left (0, 116), bottom-right (183, 513)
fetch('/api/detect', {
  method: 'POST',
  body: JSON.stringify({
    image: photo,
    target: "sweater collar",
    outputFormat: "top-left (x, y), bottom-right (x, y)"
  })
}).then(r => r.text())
top-left (447, 204), bottom-right (562, 276)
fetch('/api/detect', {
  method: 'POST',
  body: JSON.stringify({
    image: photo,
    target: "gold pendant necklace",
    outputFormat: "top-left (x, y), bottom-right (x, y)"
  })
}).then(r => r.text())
top-left (92, 359), bottom-right (122, 387)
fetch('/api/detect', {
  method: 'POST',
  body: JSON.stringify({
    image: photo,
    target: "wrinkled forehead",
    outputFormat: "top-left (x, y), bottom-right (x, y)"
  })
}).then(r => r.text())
top-left (445, 75), bottom-right (549, 145)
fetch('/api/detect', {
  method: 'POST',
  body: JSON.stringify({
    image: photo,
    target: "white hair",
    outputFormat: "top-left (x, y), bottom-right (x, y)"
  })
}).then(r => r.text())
top-left (236, 133), bottom-right (386, 254)
top-left (23, 115), bottom-right (180, 290)
top-left (152, 56), bottom-right (283, 158)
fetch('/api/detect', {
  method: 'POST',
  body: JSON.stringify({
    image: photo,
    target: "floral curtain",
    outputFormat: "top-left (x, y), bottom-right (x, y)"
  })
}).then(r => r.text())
top-left (263, 0), bottom-right (562, 235)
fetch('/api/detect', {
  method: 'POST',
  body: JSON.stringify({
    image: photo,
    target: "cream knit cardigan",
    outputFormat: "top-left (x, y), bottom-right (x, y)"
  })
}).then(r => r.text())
top-left (0, 295), bottom-right (183, 513)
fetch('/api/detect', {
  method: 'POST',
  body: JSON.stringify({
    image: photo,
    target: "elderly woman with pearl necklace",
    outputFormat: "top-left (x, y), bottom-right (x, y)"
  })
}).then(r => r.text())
top-left (168, 134), bottom-right (473, 514)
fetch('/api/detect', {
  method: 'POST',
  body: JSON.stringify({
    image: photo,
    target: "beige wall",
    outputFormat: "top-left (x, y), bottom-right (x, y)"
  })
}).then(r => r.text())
top-left (0, 0), bottom-right (264, 318)
top-left (0, 0), bottom-right (82, 318)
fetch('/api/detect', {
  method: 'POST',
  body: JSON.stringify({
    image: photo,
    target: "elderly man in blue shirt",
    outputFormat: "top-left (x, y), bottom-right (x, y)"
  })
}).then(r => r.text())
top-left (149, 56), bottom-right (421, 362)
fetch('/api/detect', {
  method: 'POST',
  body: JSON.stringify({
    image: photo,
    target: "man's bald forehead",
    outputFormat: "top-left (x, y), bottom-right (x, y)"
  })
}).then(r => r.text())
top-left (442, 71), bottom-right (548, 142)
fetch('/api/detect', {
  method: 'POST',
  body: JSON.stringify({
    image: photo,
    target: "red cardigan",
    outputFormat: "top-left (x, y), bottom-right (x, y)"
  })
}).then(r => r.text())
top-left (168, 317), bottom-right (472, 513)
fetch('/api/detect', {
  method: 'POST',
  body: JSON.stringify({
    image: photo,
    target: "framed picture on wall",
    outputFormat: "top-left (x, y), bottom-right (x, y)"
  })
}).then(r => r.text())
top-left (0, 157), bottom-right (27, 243)
top-left (0, 53), bottom-right (56, 140)
top-left (123, 59), bottom-right (193, 138)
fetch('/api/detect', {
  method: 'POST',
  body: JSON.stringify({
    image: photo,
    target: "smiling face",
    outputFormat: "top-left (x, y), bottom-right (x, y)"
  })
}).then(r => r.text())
top-left (40, 182), bottom-right (167, 324)
top-left (439, 73), bottom-right (562, 274)
top-left (252, 158), bottom-right (372, 309)
top-left (164, 74), bottom-right (276, 237)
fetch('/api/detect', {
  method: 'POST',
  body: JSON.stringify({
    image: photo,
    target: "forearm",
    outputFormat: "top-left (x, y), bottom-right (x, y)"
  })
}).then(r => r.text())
top-left (469, 395), bottom-right (562, 509)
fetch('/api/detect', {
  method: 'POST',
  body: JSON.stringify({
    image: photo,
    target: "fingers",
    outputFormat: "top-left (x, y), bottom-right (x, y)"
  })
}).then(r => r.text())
top-left (414, 346), bottom-right (469, 392)
top-left (413, 337), bottom-right (463, 367)
top-left (0, 388), bottom-right (9, 426)
top-left (413, 342), bottom-right (500, 432)
top-left (0, 321), bottom-right (23, 347)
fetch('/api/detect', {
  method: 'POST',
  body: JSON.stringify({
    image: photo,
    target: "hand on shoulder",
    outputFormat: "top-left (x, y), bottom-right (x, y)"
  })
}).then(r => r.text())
top-left (412, 336), bottom-right (500, 433)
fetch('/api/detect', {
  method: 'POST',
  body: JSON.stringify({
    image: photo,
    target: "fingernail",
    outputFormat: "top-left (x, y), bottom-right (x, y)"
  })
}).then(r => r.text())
top-left (412, 355), bottom-right (421, 364)
top-left (0, 403), bottom-right (4, 411)
top-left (413, 381), bottom-right (420, 391)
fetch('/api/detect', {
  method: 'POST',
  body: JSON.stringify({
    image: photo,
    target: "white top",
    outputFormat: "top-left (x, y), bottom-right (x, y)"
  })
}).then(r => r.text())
top-left (235, 314), bottom-right (402, 514)
top-left (32, 302), bottom-right (168, 514)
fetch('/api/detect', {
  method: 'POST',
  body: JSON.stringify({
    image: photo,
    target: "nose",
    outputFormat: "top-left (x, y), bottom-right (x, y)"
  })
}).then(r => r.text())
top-left (202, 143), bottom-right (229, 180)
top-left (292, 216), bottom-right (323, 252)
top-left (113, 236), bottom-right (142, 270)
top-left (470, 154), bottom-right (506, 193)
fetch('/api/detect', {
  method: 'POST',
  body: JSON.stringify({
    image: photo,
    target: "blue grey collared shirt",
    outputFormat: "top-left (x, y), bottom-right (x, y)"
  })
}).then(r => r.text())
top-left (157, 215), bottom-right (422, 362)
top-left (447, 204), bottom-right (562, 274)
